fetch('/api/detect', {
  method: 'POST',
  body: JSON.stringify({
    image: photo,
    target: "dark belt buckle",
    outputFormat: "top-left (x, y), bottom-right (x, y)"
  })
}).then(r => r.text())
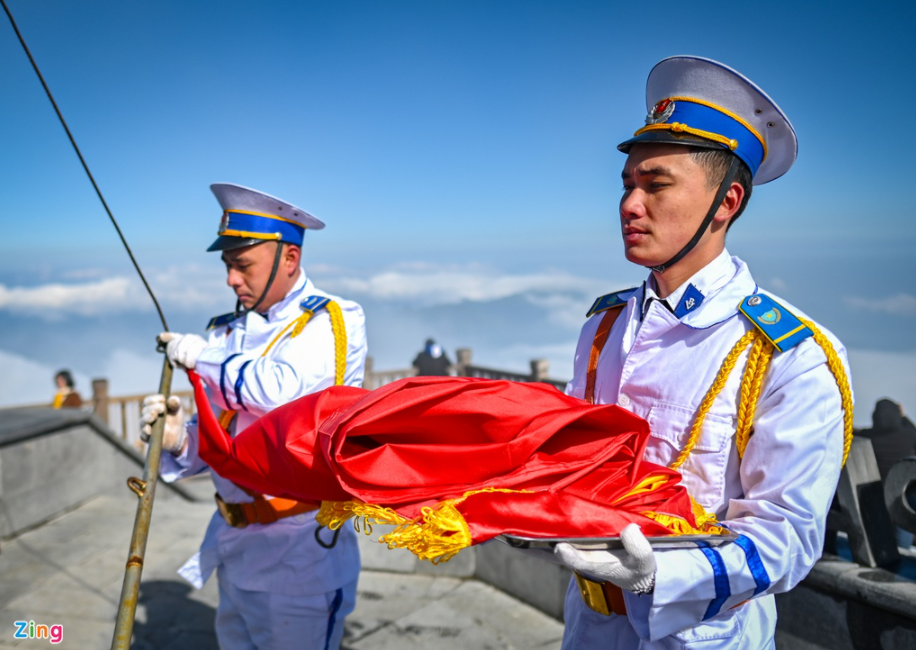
top-left (215, 493), bottom-right (248, 528)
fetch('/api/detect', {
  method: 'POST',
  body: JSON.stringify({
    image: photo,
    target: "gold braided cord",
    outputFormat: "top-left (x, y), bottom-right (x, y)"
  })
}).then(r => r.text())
top-left (222, 209), bottom-right (307, 227)
top-left (735, 334), bottom-right (775, 458)
top-left (669, 329), bottom-right (757, 471)
top-left (326, 301), bottom-right (348, 386)
top-left (259, 299), bottom-right (347, 386)
top-left (674, 318), bottom-right (853, 470)
top-left (800, 318), bottom-right (855, 466)
top-left (217, 228), bottom-right (282, 241)
top-left (220, 299), bottom-right (346, 428)
top-left (261, 312), bottom-right (312, 358)
top-left (664, 96), bottom-right (768, 156)
top-left (634, 123), bottom-right (738, 151)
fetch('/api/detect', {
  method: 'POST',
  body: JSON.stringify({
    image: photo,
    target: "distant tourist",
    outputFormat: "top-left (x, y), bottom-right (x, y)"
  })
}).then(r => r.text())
top-left (413, 338), bottom-right (452, 376)
top-left (52, 370), bottom-right (82, 409)
top-left (859, 398), bottom-right (916, 548)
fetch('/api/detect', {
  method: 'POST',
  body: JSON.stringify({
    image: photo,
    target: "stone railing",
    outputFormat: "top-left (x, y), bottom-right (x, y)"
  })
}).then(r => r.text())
top-left (455, 348), bottom-right (566, 391)
top-left (19, 348), bottom-right (565, 446)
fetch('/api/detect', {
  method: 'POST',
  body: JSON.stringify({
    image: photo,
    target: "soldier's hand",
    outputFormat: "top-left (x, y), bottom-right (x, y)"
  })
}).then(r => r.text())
top-left (555, 524), bottom-right (657, 595)
top-left (140, 394), bottom-right (187, 453)
top-left (158, 332), bottom-right (208, 369)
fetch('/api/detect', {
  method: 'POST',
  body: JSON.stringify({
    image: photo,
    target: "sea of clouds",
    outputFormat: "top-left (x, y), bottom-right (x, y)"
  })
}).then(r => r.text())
top-left (1, 261), bottom-right (914, 427)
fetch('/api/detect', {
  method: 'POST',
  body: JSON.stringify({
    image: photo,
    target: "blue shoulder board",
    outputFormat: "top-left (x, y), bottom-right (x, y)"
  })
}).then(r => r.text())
top-left (586, 287), bottom-right (638, 318)
top-left (300, 295), bottom-right (331, 313)
top-left (206, 311), bottom-right (240, 331)
top-left (739, 294), bottom-right (812, 352)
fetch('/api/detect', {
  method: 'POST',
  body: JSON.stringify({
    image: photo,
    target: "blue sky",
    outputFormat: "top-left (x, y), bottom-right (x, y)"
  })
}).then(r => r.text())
top-left (1, 1), bottom-right (914, 424)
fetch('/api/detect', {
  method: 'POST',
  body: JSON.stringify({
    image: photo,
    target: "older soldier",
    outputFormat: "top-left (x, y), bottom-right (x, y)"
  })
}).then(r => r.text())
top-left (554, 57), bottom-right (853, 648)
top-left (141, 183), bottom-right (367, 650)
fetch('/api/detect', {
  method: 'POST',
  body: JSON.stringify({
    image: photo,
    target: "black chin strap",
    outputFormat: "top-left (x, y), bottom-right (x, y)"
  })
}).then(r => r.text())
top-left (649, 156), bottom-right (741, 274)
top-left (236, 241), bottom-right (285, 317)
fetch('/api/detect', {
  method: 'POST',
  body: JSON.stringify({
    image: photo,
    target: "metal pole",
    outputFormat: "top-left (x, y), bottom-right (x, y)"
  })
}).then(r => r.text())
top-left (111, 353), bottom-right (173, 649)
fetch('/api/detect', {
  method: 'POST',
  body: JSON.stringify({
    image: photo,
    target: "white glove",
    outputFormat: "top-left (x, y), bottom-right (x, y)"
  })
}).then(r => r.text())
top-left (555, 523), bottom-right (657, 594)
top-left (140, 394), bottom-right (187, 453)
top-left (159, 332), bottom-right (208, 369)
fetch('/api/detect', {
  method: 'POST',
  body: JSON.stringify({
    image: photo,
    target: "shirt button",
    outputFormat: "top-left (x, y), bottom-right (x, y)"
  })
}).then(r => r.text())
top-left (619, 394), bottom-right (631, 407)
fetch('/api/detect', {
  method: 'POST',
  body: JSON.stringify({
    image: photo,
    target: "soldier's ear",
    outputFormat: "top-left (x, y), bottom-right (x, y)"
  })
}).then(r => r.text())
top-left (714, 181), bottom-right (745, 224)
top-left (284, 243), bottom-right (302, 267)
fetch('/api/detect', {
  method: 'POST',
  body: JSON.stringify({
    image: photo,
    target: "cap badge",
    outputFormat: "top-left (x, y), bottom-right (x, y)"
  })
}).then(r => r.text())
top-left (646, 98), bottom-right (675, 125)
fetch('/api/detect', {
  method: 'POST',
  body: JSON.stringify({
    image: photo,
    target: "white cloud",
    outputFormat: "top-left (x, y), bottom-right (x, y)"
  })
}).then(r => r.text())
top-left (847, 349), bottom-right (916, 427)
top-left (843, 293), bottom-right (916, 316)
top-left (767, 277), bottom-right (787, 291)
top-left (149, 264), bottom-right (228, 311)
top-left (0, 262), bottom-right (618, 320)
top-left (323, 265), bottom-right (612, 307)
top-left (0, 265), bottom-right (231, 319)
top-left (0, 277), bottom-right (150, 318)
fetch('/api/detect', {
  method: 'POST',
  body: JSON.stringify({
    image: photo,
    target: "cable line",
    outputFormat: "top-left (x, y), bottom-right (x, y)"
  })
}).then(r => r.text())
top-left (1, 0), bottom-right (169, 331)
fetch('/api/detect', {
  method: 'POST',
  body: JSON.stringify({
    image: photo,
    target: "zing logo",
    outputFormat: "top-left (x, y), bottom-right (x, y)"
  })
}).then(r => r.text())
top-left (13, 621), bottom-right (63, 644)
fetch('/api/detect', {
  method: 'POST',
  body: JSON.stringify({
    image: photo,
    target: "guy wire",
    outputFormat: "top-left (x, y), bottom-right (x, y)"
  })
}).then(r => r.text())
top-left (2, 0), bottom-right (169, 331)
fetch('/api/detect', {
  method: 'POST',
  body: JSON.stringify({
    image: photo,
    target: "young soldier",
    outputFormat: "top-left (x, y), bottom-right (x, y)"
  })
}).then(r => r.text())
top-left (141, 183), bottom-right (367, 649)
top-left (554, 57), bottom-right (853, 648)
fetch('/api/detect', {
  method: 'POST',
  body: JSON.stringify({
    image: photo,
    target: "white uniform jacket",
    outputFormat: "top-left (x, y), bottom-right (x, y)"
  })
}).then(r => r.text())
top-left (562, 250), bottom-right (849, 649)
top-left (161, 270), bottom-right (368, 597)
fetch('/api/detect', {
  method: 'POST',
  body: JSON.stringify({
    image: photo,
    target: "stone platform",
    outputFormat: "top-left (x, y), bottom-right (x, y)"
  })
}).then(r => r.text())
top-left (0, 479), bottom-right (563, 649)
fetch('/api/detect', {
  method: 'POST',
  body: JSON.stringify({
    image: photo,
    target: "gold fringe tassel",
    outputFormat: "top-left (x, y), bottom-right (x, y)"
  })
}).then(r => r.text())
top-left (319, 488), bottom-right (529, 563)
top-left (641, 495), bottom-right (725, 536)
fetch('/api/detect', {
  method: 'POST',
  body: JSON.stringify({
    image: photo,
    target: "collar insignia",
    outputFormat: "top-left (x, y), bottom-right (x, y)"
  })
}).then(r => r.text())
top-left (674, 283), bottom-right (705, 318)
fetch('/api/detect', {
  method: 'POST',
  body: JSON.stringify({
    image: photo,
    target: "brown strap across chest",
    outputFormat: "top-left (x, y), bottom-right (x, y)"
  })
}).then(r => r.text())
top-left (584, 307), bottom-right (623, 404)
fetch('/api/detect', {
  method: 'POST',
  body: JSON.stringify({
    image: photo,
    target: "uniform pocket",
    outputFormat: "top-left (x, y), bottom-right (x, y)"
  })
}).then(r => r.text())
top-left (673, 607), bottom-right (745, 648)
top-left (647, 402), bottom-right (736, 511)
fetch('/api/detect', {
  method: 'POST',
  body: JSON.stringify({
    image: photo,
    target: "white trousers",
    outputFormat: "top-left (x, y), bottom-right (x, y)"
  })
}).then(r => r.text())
top-left (215, 567), bottom-right (357, 650)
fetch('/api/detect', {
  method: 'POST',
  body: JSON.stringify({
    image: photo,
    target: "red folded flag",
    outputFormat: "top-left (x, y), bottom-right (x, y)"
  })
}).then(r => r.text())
top-left (188, 371), bottom-right (720, 562)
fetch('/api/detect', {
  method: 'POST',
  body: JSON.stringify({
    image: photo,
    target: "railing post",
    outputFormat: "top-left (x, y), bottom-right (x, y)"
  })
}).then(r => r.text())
top-left (92, 378), bottom-right (110, 426)
top-left (456, 348), bottom-right (472, 377)
top-left (364, 356), bottom-right (375, 390)
top-left (530, 359), bottom-right (550, 382)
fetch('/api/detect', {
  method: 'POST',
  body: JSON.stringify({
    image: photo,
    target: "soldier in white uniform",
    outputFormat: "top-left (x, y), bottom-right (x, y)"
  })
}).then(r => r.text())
top-left (141, 183), bottom-right (367, 650)
top-left (553, 57), bottom-right (854, 648)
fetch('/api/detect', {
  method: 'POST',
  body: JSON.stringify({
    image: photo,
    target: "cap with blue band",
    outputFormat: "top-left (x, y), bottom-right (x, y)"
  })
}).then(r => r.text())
top-left (207, 183), bottom-right (325, 252)
top-left (618, 56), bottom-right (797, 186)
top-left (218, 210), bottom-right (306, 246)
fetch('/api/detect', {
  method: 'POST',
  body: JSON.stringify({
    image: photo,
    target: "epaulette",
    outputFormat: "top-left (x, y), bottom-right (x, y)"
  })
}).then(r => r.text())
top-left (300, 295), bottom-right (332, 313)
top-left (586, 287), bottom-right (639, 318)
top-left (206, 311), bottom-right (241, 331)
top-left (739, 294), bottom-right (813, 352)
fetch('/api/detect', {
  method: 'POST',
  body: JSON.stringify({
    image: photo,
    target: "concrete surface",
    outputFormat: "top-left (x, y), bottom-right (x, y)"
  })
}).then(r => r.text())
top-left (0, 481), bottom-right (564, 649)
top-left (0, 408), bottom-right (193, 538)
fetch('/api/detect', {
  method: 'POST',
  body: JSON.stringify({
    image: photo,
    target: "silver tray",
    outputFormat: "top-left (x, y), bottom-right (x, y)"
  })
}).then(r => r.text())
top-left (497, 531), bottom-right (738, 551)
